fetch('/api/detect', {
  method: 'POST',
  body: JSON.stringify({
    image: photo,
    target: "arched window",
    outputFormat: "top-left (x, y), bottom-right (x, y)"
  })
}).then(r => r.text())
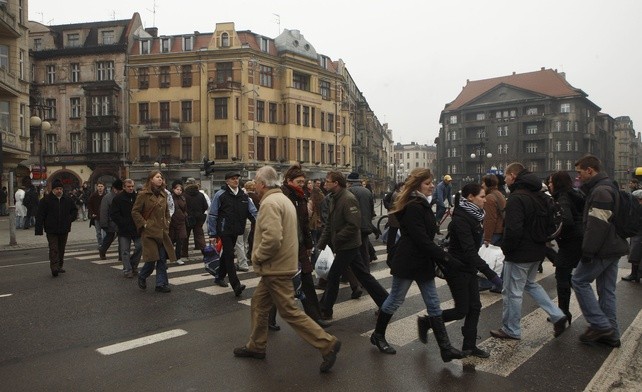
top-left (221, 32), bottom-right (229, 47)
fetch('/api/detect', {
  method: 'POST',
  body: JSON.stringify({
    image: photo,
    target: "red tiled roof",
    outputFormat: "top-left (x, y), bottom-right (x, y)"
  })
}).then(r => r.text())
top-left (445, 68), bottom-right (585, 111)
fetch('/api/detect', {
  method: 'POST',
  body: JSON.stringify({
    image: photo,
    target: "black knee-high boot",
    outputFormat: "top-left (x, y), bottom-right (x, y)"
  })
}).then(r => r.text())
top-left (622, 262), bottom-right (640, 283)
top-left (557, 285), bottom-right (573, 324)
top-left (417, 315), bottom-right (431, 344)
top-left (370, 311), bottom-right (396, 354)
top-left (429, 316), bottom-right (465, 362)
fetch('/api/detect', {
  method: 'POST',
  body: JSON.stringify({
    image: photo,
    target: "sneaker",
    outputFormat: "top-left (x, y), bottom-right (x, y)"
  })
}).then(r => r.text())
top-left (233, 346), bottom-right (266, 359)
top-left (320, 339), bottom-right (341, 373)
top-left (176, 259), bottom-right (185, 265)
top-left (579, 327), bottom-right (615, 344)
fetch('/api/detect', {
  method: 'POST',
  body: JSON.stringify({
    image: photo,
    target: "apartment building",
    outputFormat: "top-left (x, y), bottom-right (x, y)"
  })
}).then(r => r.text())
top-left (614, 116), bottom-right (641, 188)
top-left (0, 0), bottom-right (30, 188)
top-left (28, 14), bottom-right (142, 189)
top-left (392, 142), bottom-right (436, 183)
top-left (438, 68), bottom-right (616, 185)
top-left (127, 23), bottom-right (372, 190)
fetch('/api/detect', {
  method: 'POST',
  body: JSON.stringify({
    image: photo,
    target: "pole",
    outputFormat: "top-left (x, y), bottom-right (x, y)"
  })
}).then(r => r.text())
top-left (8, 171), bottom-right (16, 245)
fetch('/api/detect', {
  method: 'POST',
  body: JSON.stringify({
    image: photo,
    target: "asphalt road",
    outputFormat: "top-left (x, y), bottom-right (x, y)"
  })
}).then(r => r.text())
top-left (0, 240), bottom-right (640, 391)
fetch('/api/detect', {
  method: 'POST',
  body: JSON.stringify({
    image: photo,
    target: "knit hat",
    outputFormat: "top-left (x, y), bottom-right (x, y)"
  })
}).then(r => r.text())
top-left (171, 179), bottom-right (184, 189)
top-left (112, 179), bottom-right (124, 190)
top-left (284, 164), bottom-right (305, 181)
top-left (51, 179), bottom-right (63, 189)
top-left (347, 172), bottom-right (361, 182)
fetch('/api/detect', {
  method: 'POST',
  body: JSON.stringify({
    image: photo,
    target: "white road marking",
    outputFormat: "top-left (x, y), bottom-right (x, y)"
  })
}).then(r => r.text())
top-left (0, 293), bottom-right (13, 298)
top-left (96, 329), bottom-right (188, 355)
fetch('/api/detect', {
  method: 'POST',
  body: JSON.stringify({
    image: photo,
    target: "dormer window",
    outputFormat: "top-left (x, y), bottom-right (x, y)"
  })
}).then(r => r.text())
top-left (67, 33), bottom-right (80, 48)
top-left (140, 39), bottom-right (150, 54)
top-left (161, 37), bottom-right (171, 53)
top-left (101, 30), bottom-right (114, 45)
top-left (319, 56), bottom-right (328, 69)
top-left (221, 32), bottom-right (229, 47)
top-left (33, 38), bottom-right (42, 51)
top-left (183, 36), bottom-right (193, 51)
top-left (260, 37), bottom-right (268, 52)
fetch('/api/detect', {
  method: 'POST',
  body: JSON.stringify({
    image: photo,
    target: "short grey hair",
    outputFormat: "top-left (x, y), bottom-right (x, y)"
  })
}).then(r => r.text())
top-left (255, 165), bottom-right (280, 188)
top-left (124, 178), bottom-right (135, 186)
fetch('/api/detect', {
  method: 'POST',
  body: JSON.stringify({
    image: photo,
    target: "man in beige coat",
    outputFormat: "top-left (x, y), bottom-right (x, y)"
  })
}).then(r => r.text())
top-left (233, 165), bottom-right (341, 373)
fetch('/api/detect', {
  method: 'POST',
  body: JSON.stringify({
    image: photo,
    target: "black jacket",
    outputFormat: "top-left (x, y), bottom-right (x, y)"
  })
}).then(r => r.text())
top-left (390, 195), bottom-right (457, 281)
top-left (447, 207), bottom-right (498, 280)
top-left (208, 185), bottom-right (256, 237)
top-left (110, 191), bottom-right (139, 238)
top-left (35, 193), bottom-right (78, 235)
top-left (501, 170), bottom-right (547, 263)
top-left (183, 184), bottom-right (209, 225)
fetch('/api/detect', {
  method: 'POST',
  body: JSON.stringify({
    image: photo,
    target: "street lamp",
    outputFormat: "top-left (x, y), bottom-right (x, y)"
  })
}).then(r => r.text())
top-left (30, 115), bottom-right (51, 187)
top-left (470, 152), bottom-right (493, 183)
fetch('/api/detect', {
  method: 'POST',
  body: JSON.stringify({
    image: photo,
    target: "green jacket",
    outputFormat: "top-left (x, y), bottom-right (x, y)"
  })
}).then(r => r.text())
top-left (318, 187), bottom-right (361, 251)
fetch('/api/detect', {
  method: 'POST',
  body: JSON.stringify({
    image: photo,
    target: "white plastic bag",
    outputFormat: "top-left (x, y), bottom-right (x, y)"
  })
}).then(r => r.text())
top-left (314, 247), bottom-right (334, 280)
top-left (478, 244), bottom-right (504, 275)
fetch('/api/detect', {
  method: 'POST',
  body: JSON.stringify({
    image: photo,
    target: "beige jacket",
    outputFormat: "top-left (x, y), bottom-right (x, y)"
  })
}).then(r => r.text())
top-left (132, 188), bottom-right (177, 263)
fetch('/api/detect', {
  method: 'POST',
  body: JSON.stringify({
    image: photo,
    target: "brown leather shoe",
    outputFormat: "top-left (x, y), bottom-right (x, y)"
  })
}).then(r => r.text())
top-left (320, 339), bottom-right (341, 373)
top-left (490, 329), bottom-right (520, 340)
top-left (233, 346), bottom-right (266, 359)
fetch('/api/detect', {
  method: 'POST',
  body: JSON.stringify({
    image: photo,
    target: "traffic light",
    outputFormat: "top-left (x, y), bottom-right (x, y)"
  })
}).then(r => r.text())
top-left (202, 157), bottom-right (215, 175)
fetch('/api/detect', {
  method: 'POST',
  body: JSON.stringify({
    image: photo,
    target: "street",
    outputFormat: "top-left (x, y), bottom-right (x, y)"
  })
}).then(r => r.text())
top-left (0, 231), bottom-right (641, 391)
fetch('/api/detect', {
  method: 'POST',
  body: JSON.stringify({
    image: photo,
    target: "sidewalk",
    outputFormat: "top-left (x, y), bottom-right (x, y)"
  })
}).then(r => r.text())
top-left (0, 215), bottom-right (97, 251)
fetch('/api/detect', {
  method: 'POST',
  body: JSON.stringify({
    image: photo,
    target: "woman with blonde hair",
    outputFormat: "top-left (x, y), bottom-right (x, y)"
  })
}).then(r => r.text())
top-left (370, 168), bottom-right (465, 362)
top-left (131, 170), bottom-right (177, 293)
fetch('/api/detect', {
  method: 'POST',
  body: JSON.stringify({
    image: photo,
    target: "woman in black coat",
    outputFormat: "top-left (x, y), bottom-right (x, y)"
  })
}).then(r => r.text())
top-left (370, 168), bottom-right (465, 362)
top-left (435, 183), bottom-right (502, 358)
top-left (548, 171), bottom-right (585, 323)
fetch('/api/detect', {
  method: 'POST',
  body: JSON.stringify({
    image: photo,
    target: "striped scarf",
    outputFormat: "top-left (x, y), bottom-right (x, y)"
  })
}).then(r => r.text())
top-left (459, 199), bottom-right (485, 222)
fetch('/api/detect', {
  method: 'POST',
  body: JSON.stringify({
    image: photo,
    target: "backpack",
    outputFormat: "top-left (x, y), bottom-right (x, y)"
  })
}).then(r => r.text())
top-left (383, 191), bottom-right (394, 210)
top-left (512, 189), bottom-right (563, 243)
top-left (603, 186), bottom-right (642, 239)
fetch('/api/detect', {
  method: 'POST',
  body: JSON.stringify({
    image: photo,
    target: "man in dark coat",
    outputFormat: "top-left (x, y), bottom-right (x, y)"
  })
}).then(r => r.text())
top-left (87, 181), bottom-right (106, 247)
top-left (490, 162), bottom-right (567, 340)
top-left (183, 178), bottom-right (209, 260)
top-left (22, 182), bottom-right (39, 230)
top-left (109, 179), bottom-right (141, 278)
top-left (35, 179), bottom-right (78, 277)
top-left (347, 172), bottom-right (376, 270)
top-left (99, 179), bottom-right (123, 260)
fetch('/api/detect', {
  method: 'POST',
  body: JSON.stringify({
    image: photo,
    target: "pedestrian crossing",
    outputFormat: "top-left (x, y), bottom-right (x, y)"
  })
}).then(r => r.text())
top-left (65, 241), bottom-right (641, 385)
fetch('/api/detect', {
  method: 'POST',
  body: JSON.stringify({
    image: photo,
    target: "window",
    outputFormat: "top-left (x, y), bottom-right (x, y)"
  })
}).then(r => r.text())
top-left (497, 144), bottom-right (508, 154)
top-left (257, 137), bottom-right (266, 161)
top-left (138, 67), bottom-right (149, 89)
top-left (158, 137), bottom-right (170, 157)
top-left (181, 65), bottom-right (192, 87)
top-left (526, 107), bottom-right (538, 115)
top-left (182, 137), bottom-right (192, 160)
top-left (526, 143), bottom-right (538, 153)
top-left (101, 30), bottom-right (114, 45)
top-left (19, 49), bottom-right (25, 79)
top-left (214, 98), bottom-right (228, 119)
top-left (269, 102), bottom-right (277, 124)
top-left (71, 133), bottom-right (81, 154)
top-left (555, 121), bottom-right (561, 132)
top-left (183, 36), bottom-right (193, 51)
top-left (529, 162), bottom-right (538, 172)
top-left (70, 97), bottom-right (81, 118)
top-left (312, 109), bottom-right (317, 128)
top-left (475, 112), bottom-right (485, 120)
top-left (46, 134), bottom-right (57, 154)
top-left (220, 32), bottom-right (230, 47)
top-left (303, 106), bottom-right (310, 126)
top-left (181, 101), bottom-right (192, 122)
top-left (96, 61), bottom-right (114, 81)
top-left (159, 102), bottom-right (170, 126)
top-left (91, 132), bottom-right (111, 153)
top-left (0, 101), bottom-right (9, 132)
top-left (260, 37), bottom-right (269, 52)
top-left (319, 56), bottom-right (328, 69)
top-left (566, 140), bottom-right (572, 151)
top-left (33, 38), bottom-right (42, 51)
top-left (497, 125), bottom-right (508, 136)
top-left (91, 96), bottom-right (110, 116)
top-left (327, 113), bottom-right (334, 132)
top-left (269, 137), bottom-right (277, 161)
top-left (259, 65), bottom-right (272, 87)
top-left (555, 160), bottom-right (562, 171)
top-left (67, 33), bottom-right (80, 47)
top-left (46, 65), bottom-right (56, 84)
top-left (138, 103), bottom-right (149, 123)
top-left (566, 160), bottom-right (573, 171)
top-left (160, 37), bottom-right (170, 53)
top-left (526, 125), bottom-right (537, 134)
top-left (159, 66), bottom-right (170, 88)
top-left (296, 105), bottom-right (301, 125)
top-left (19, 103), bottom-right (26, 136)
top-left (320, 81), bottom-right (331, 99)
top-left (476, 129), bottom-right (486, 138)
top-left (139, 138), bottom-right (150, 158)
top-left (452, 147), bottom-right (457, 157)
top-left (560, 103), bottom-right (571, 113)
top-left (256, 100), bottom-right (265, 122)
top-left (44, 99), bottom-right (56, 119)
top-left (293, 72), bottom-right (310, 91)
top-left (0, 45), bottom-right (7, 70)
top-left (216, 62), bottom-right (233, 83)
top-left (449, 115), bottom-right (457, 124)
top-left (71, 63), bottom-right (80, 82)
top-left (328, 144), bottom-right (335, 164)
top-left (215, 135), bottom-right (228, 159)
top-left (556, 141), bottom-right (562, 151)
top-left (140, 39), bottom-right (150, 54)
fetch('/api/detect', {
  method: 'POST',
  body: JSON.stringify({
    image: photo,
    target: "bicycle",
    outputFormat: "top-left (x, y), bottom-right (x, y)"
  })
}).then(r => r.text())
top-left (437, 206), bottom-right (452, 230)
top-left (377, 214), bottom-right (389, 234)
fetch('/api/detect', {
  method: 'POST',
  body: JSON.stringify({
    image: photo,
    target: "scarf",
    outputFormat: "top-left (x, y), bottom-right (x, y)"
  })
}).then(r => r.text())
top-left (286, 184), bottom-right (306, 199)
top-left (459, 199), bottom-right (485, 222)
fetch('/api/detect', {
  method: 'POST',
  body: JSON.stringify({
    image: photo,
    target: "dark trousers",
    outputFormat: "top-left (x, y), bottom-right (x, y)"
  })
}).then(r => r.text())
top-left (217, 234), bottom-right (241, 288)
top-left (300, 271), bottom-right (323, 320)
top-left (320, 247), bottom-right (388, 316)
top-left (359, 232), bottom-right (371, 271)
top-left (100, 231), bottom-right (121, 257)
top-left (442, 271), bottom-right (482, 350)
top-left (183, 216), bottom-right (206, 256)
top-left (46, 233), bottom-right (69, 271)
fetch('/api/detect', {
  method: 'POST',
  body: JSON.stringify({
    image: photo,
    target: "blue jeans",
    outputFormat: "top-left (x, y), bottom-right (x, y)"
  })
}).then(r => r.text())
top-left (118, 236), bottom-right (142, 273)
top-left (501, 260), bottom-right (565, 338)
top-left (571, 257), bottom-right (620, 337)
top-left (139, 245), bottom-right (169, 287)
top-left (381, 276), bottom-right (442, 316)
top-left (435, 204), bottom-right (446, 223)
top-left (94, 225), bottom-right (104, 248)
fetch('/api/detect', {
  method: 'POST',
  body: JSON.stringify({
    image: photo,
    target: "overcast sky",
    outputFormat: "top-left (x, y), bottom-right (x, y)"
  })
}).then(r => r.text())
top-left (29, 0), bottom-right (642, 146)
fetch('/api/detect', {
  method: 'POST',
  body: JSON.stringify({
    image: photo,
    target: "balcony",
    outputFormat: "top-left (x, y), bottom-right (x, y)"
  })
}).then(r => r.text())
top-left (207, 80), bottom-right (242, 92)
top-left (86, 115), bottom-right (119, 130)
top-left (0, 66), bottom-right (21, 96)
top-left (0, 4), bottom-right (20, 38)
top-left (141, 119), bottom-right (181, 137)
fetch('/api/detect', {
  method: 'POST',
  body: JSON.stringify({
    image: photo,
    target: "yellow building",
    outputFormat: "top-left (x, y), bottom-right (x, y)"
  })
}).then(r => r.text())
top-left (0, 0), bottom-right (30, 188)
top-left (127, 23), bottom-right (358, 189)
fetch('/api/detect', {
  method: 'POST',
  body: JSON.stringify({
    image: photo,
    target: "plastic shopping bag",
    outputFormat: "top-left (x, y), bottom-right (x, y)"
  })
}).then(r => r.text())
top-left (314, 247), bottom-right (334, 280)
top-left (478, 244), bottom-right (504, 276)
top-left (203, 243), bottom-right (221, 277)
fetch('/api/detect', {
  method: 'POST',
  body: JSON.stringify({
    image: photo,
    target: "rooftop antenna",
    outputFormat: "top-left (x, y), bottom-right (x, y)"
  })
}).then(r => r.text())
top-left (147, 0), bottom-right (158, 26)
top-left (273, 13), bottom-right (280, 35)
top-left (110, 10), bottom-right (116, 20)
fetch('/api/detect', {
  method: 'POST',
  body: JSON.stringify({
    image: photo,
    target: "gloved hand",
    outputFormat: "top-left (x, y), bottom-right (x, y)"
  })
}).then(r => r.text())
top-left (490, 275), bottom-right (503, 288)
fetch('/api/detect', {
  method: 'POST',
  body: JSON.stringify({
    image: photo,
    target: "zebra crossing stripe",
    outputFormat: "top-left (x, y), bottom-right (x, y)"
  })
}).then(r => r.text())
top-left (96, 329), bottom-right (188, 355)
top-left (583, 309), bottom-right (642, 392)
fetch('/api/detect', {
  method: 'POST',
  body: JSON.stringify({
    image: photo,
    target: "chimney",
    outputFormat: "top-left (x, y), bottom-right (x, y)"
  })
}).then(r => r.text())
top-left (541, 67), bottom-right (545, 71)
top-left (559, 72), bottom-right (566, 80)
top-left (145, 27), bottom-right (158, 37)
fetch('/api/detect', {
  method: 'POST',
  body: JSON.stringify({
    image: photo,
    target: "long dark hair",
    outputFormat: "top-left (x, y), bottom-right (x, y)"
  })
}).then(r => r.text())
top-left (549, 171), bottom-right (573, 194)
top-left (454, 183), bottom-right (483, 207)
